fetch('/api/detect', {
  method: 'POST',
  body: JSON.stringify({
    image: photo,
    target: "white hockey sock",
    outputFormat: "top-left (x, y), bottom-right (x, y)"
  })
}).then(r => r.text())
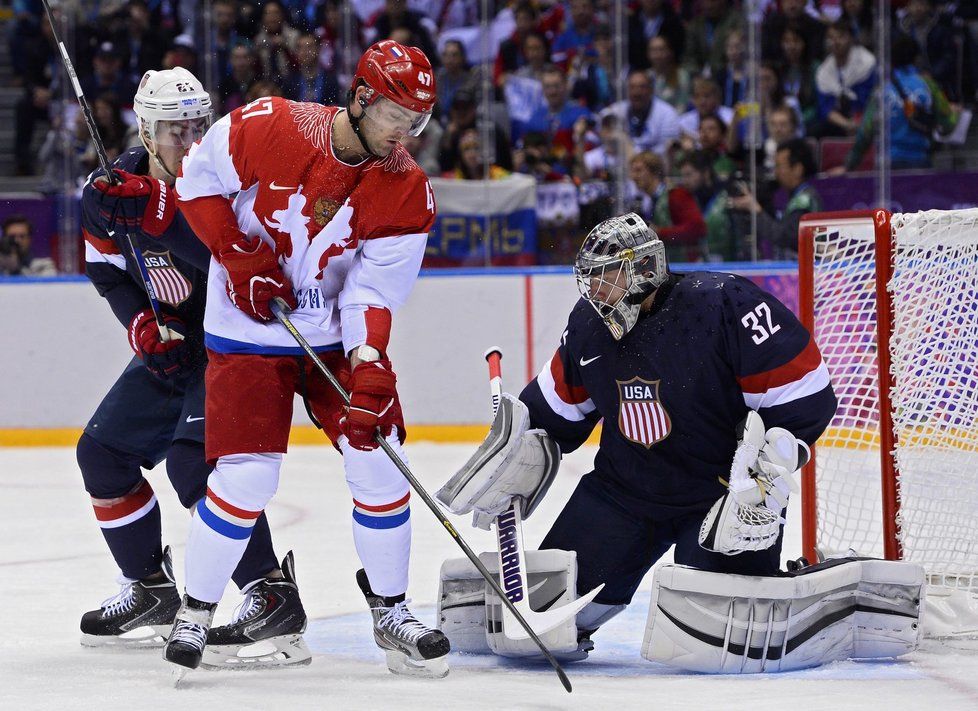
top-left (342, 436), bottom-right (411, 597)
top-left (185, 453), bottom-right (281, 603)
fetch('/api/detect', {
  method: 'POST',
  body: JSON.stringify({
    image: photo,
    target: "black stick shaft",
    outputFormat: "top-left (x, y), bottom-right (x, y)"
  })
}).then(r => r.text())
top-left (41, 0), bottom-right (170, 340)
top-left (270, 298), bottom-right (572, 693)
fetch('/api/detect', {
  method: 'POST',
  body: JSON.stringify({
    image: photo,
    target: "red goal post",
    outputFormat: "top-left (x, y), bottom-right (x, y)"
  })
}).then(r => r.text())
top-left (798, 208), bottom-right (978, 638)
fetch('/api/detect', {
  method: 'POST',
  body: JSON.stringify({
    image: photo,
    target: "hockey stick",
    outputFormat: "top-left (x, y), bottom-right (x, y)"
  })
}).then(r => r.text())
top-left (270, 299), bottom-right (572, 693)
top-left (41, 0), bottom-right (174, 342)
top-left (484, 348), bottom-right (604, 641)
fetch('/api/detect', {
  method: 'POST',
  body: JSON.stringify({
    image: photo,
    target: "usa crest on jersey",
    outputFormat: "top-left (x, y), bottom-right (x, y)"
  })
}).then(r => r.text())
top-left (143, 250), bottom-right (191, 306)
top-left (617, 377), bottom-right (672, 447)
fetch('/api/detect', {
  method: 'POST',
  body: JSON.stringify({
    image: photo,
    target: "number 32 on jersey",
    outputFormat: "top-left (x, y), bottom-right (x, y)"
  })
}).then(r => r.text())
top-left (741, 302), bottom-right (781, 345)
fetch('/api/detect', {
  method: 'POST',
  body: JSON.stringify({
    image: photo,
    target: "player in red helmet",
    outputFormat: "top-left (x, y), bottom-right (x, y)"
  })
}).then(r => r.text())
top-left (167, 41), bottom-right (449, 676)
top-left (348, 40), bottom-right (436, 158)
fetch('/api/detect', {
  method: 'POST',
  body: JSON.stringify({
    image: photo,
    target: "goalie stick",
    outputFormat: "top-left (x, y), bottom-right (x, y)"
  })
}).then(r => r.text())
top-left (270, 299), bottom-right (572, 693)
top-left (484, 348), bottom-right (604, 641)
top-left (41, 0), bottom-right (174, 343)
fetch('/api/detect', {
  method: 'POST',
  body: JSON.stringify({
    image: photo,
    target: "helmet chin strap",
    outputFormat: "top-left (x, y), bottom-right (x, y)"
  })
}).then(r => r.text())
top-left (140, 131), bottom-right (178, 180)
top-left (348, 91), bottom-right (380, 158)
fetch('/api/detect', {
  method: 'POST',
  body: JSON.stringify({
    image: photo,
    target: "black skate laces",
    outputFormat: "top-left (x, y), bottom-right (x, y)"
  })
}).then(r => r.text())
top-left (100, 578), bottom-right (138, 618)
top-left (377, 600), bottom-right (431, 644)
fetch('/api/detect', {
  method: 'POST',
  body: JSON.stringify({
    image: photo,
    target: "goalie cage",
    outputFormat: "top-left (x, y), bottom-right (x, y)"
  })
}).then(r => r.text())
top-left (798, 208), bottom-right (978, 640)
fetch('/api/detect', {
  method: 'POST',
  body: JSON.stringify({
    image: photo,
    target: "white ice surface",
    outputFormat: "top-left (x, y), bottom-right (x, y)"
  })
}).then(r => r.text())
top-left (2, 443), bottom-right (977, 711)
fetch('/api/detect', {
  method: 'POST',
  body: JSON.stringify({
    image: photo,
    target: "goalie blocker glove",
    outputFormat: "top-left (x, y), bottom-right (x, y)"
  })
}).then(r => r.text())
top-left (699, 411), bottom-right (809, 555)
top-left (436, 393), bottom-right (560, 529)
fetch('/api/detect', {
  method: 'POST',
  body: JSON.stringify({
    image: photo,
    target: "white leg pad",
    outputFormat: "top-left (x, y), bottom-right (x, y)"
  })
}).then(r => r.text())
top-left (437, 549), bottom-right (582, 657)
top-left (642, 558), bottom-right (925, 673)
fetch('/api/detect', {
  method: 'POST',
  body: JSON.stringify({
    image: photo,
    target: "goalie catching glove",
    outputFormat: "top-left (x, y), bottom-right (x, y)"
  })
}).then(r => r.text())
top-left (699, 411), bottom-right (809, 555)
top-left (436, 393), bottom-right (560, 530)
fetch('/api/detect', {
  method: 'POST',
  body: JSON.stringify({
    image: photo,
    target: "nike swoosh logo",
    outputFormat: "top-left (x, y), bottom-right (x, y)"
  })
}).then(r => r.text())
top-left (579, 355), bottom-right (601, 366)
top-left (269, 181), bottom-right (299, 190)
top-left (186, 416), bottom-right (205, 423)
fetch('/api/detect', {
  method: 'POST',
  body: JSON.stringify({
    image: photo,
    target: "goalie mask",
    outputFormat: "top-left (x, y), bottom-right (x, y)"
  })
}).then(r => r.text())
top-left (574, 213), bottom-right (668, 340)
top-left (133, 67), bottom-right (213, 178)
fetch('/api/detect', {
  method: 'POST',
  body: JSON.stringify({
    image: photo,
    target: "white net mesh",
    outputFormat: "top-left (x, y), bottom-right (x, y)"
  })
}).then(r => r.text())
top-left (808, 209), bottom-right (978, 637)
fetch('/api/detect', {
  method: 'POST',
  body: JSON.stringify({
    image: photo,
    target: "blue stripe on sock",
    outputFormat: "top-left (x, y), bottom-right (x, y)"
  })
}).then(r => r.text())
top-left (196, 498), bottom-right (254, 540)
top-left (352, 507), bottom-right (410, 530)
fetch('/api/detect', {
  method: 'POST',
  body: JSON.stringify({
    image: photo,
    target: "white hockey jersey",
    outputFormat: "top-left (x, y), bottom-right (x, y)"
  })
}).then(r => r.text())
top-left (175, 97), bottom-right (435, 355)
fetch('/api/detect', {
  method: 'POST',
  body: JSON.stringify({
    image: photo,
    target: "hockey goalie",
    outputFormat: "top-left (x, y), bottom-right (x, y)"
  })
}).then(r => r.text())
top-left (436, 214), bottom-right (924, 673)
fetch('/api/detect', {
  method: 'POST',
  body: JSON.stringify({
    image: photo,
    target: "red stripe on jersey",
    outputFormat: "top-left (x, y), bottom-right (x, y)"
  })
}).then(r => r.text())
top-left (92, 481), bottom-right (155, 521)
top-left (364, 306), bottom-right (392, 355)
top-left (549, 351), bottom-right (590, 405)
top-left (737, 335), bottom-right (823, 394)
top-left (205, 487), bottom-right (262, 519)
top-left (353, 491), bottom-right (410, 512)
top-left (83, 227), bottom-right (121, 255)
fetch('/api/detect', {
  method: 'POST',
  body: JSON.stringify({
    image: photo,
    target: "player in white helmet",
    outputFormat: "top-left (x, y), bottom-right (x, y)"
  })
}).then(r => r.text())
top-left (77, 67), bottom-right (310, 668)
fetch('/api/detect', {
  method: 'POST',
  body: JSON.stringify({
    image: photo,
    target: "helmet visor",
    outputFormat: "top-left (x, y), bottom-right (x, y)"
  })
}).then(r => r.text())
top-left (151, 116), bottom-right (212, 148)
top-left (363, 95), bottom-right (431, 137)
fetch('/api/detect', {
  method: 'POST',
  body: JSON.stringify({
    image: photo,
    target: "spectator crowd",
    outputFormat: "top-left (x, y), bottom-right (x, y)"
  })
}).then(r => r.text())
top-left (7, 0), bottom-right (976, 264)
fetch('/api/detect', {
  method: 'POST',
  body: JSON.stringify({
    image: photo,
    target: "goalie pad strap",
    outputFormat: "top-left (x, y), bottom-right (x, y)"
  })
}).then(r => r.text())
top-left (642, 559), bottom-right (924, 674)
top-left (437, 550), bottom-right (581, 658)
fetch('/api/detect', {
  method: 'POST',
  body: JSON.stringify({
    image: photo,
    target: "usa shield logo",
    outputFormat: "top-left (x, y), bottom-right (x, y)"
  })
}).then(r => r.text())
top-left (143, 251), bottom-right (192, 306)
top-left (617, 377), bottom-right (672, 448)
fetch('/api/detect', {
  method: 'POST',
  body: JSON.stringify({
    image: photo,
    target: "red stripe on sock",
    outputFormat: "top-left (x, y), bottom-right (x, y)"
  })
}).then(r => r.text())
top-left (205, 487), bottom-right (262, 520)
top-left (353, 491), bottom-right (410, 513)
top-left (93, 480), bottom-right (155, 522)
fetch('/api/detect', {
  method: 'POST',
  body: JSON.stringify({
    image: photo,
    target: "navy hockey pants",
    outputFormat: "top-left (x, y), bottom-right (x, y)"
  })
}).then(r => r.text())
top-left (78, 357), bottom-right (278, 586)
top-left (540, 472), bottom-right (783, 607)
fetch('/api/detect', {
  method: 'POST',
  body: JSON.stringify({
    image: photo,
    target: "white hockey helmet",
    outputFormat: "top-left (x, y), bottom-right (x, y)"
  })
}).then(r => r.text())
top-left (574, 213), bottom-right (668, 340)
top-left (133, 67), bottom-right (212, 171)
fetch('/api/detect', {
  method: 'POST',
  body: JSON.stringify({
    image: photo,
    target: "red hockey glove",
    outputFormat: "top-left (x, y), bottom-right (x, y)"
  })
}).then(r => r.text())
top-left (128, 309), bottom-right (191, 379)
top-left (341, 359), bottom-right (399, 450)
top-left (218, 235), bottom-right (297, 322)
top-left (93, 169), bottom-right (176, 237)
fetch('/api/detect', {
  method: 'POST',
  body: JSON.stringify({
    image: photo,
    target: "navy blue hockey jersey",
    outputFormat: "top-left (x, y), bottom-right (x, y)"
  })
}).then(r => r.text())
top-left (81, 147), bottom-right (210, 358)
top-left (520, 271), bottom-right (837, 514)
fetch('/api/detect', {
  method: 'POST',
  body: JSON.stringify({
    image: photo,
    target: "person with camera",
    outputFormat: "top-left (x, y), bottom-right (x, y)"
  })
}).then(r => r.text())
top-left (0, 215), bottom-right (56, 276)
top-left (727, 138), bottom-right (822, 258)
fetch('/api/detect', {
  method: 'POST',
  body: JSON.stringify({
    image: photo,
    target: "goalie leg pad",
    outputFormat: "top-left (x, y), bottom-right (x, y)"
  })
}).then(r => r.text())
top-left (437, 549), bottom-right (582, 658)
top-left (641, 558), bottom-right (924, 673)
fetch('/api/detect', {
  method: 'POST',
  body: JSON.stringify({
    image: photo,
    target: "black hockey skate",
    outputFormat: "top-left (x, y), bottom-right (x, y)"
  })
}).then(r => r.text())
top-left (164, 595), bottom-right (217, 670)
top-left (201, 551), bottom-right (311, 669)
top-left (80, 546), bottom-right (180, 648)
top-left (357, 568), bottom-right (450, 678)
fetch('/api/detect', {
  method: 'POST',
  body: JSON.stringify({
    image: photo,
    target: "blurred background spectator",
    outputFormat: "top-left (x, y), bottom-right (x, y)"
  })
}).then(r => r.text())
top-left (728, 137), bottom-right (822, 258)
top-left (628, 150), bottom-right (707, 262)
top-left (0, 215), bottom-right (56, 276)
top-left (601, 69), bottom-right (679, 156)
top-left (3, 0), bottom-right (978, 271)
top-left (814, 19), bottom-right (876, 137)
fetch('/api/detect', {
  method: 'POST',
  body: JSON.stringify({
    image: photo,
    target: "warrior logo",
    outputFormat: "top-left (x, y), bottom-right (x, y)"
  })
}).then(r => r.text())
top-left (142, 251), bottom-right (192, 306)
top-left (617, 377), bottom-right (672, 448)
top-left (496, 508), bottom-right (524, 603)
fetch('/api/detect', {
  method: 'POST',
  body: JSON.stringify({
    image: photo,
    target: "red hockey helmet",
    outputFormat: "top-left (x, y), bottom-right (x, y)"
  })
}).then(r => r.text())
top-left (351, 40), bottom-right (435, 136)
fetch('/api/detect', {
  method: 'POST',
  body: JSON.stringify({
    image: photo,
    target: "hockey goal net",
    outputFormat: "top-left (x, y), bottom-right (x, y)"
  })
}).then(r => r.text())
top-left (799, 209), bottom-right (978, 638)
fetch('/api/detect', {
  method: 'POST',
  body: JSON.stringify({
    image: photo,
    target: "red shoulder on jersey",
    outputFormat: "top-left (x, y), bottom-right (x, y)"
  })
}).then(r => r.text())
top-left (354, 145), bottom-right (436, 239)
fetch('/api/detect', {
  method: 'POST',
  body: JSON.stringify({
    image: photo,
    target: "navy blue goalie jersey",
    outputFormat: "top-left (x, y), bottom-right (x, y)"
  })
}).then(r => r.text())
top-left (520, 271), bottom-right (837, 515)
top-left (81, 146), bottom-right (210, 356)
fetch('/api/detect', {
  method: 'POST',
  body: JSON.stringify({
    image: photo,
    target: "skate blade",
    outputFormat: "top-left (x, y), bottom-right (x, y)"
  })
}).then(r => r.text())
top-left (200, 634), bottom-right (312, 670)
top-left (385, 649), bottom-right (450, 679)
top-left (80, 624), bottom-right (172, 649)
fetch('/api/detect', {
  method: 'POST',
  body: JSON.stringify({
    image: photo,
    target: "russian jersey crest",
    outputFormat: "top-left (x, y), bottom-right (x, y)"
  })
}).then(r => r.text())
top-left (617, 377), bottom-right (671, 447)
top-left (143, 251), bottom-right (191, 306)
